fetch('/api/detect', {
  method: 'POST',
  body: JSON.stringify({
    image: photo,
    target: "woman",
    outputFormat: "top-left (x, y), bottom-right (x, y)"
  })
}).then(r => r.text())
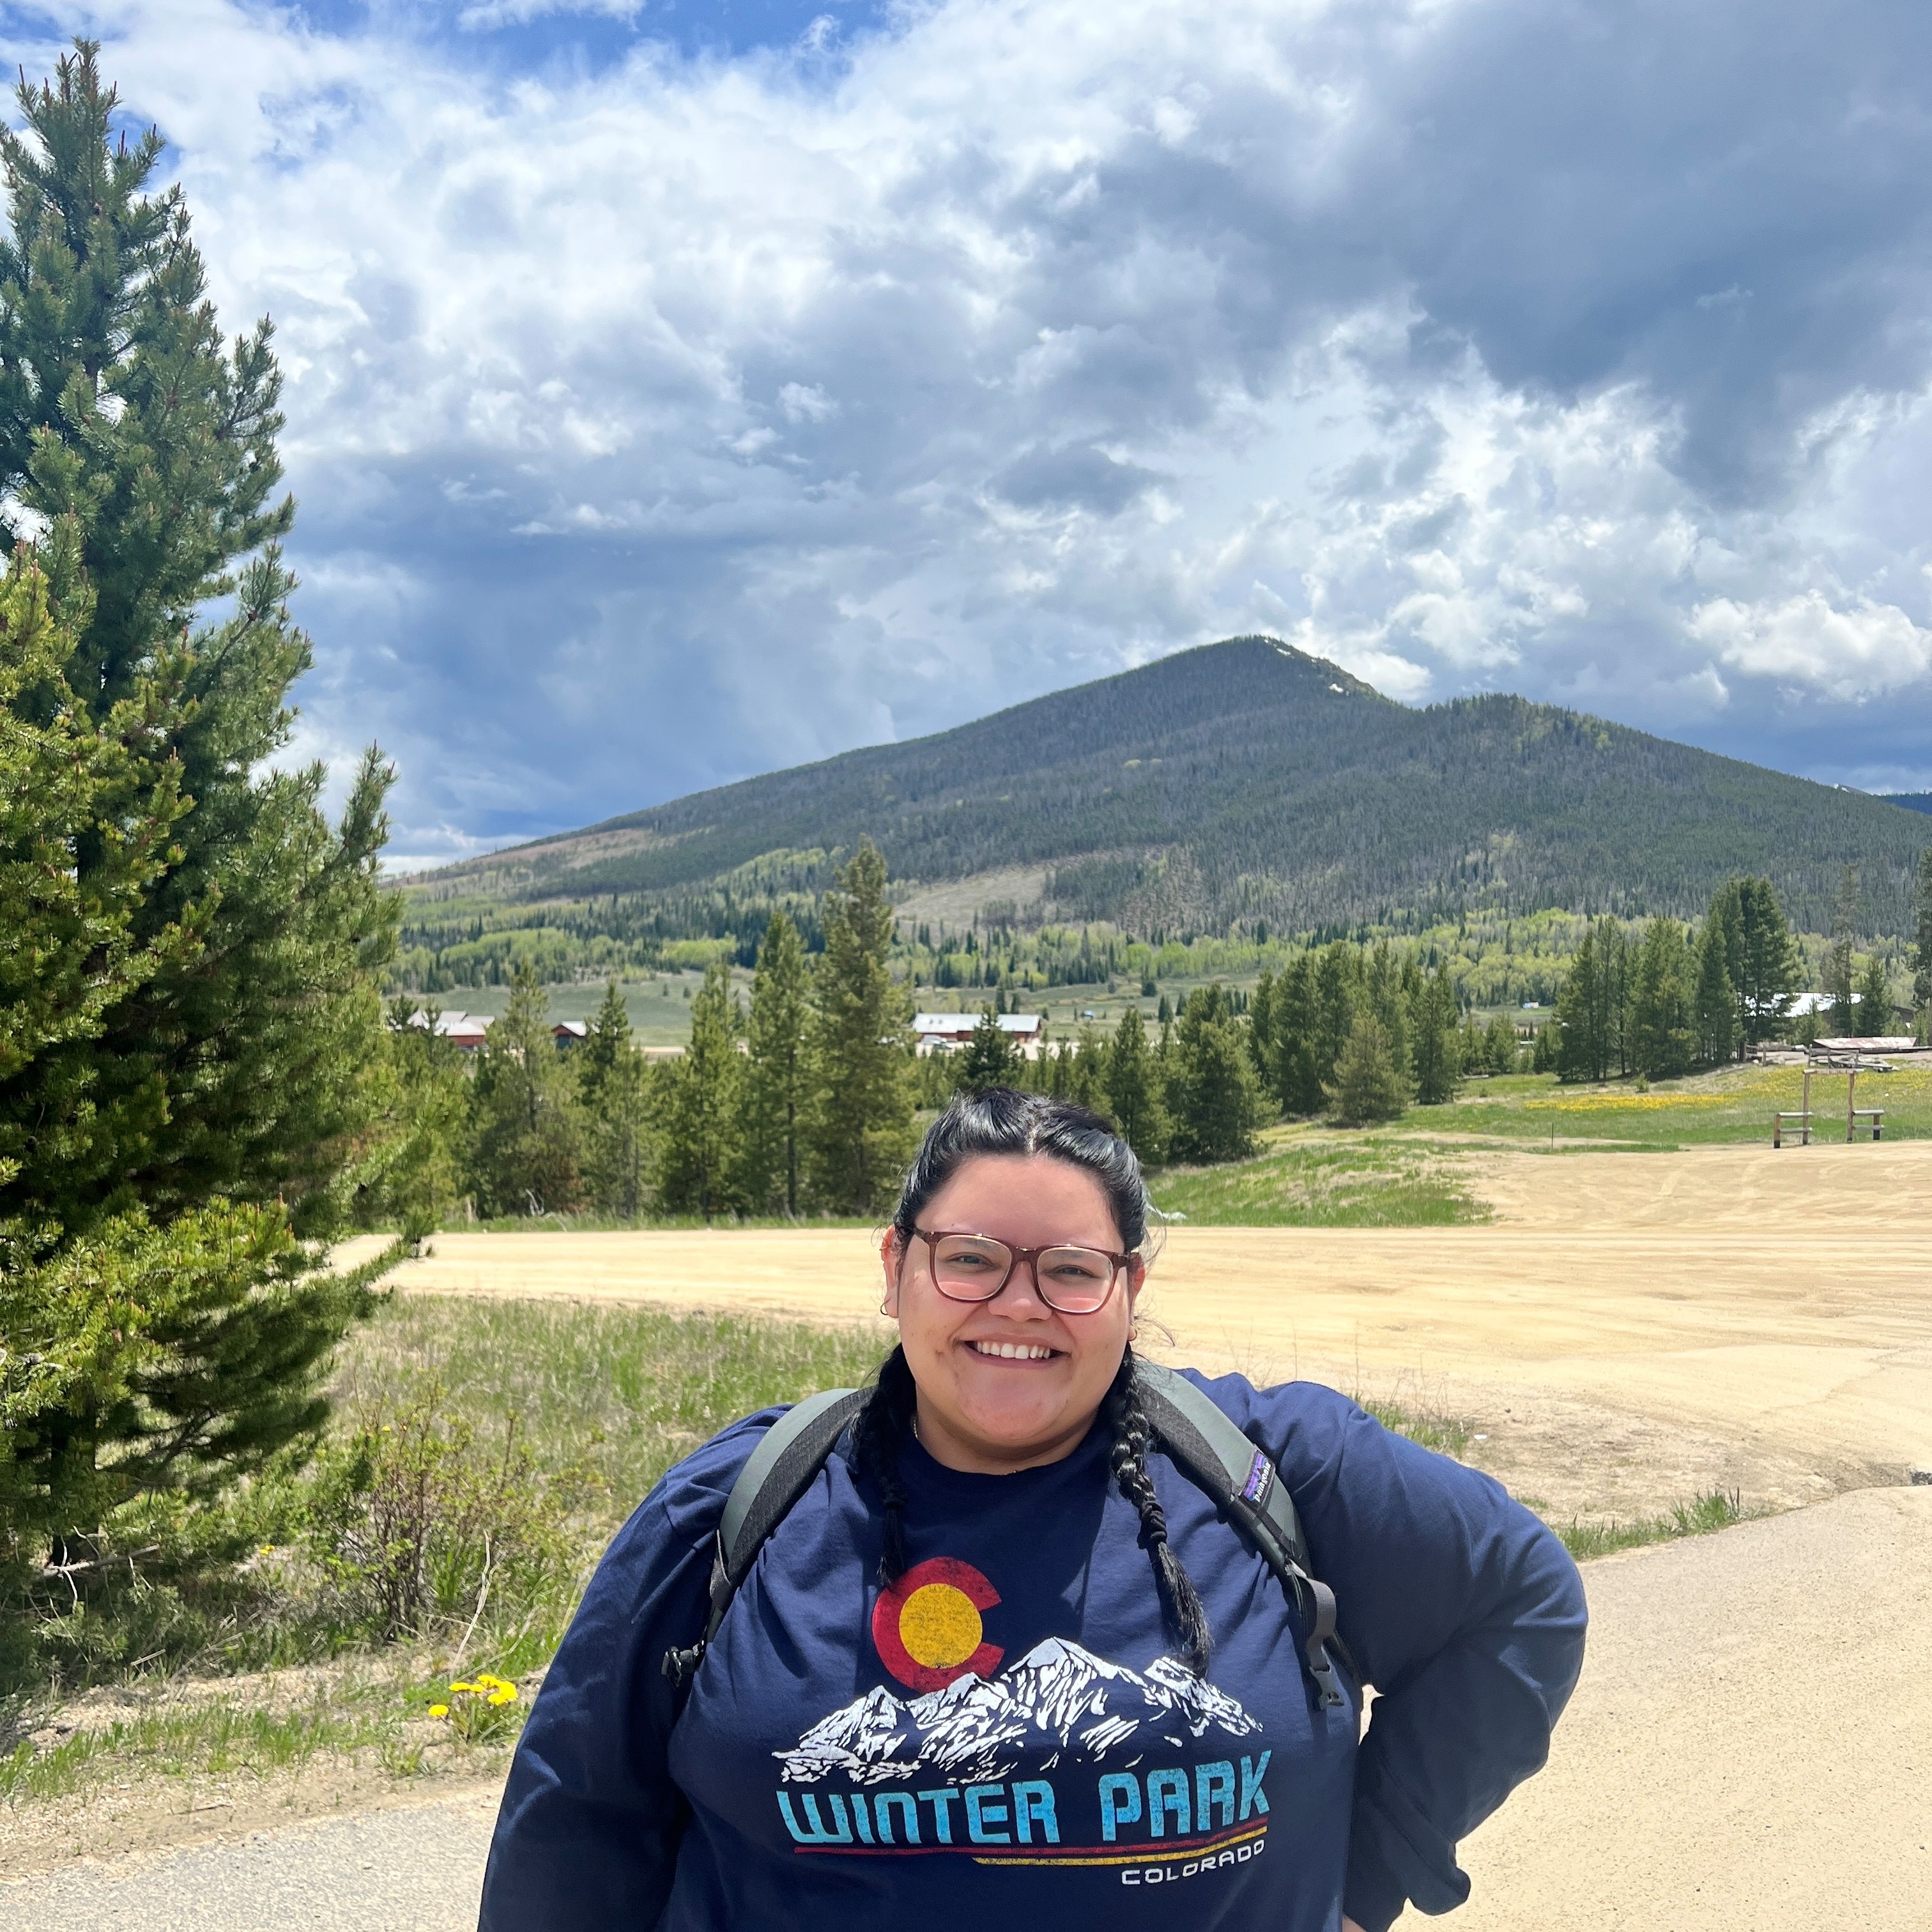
top-left (480, 1090), bottom-right (1586, 1931)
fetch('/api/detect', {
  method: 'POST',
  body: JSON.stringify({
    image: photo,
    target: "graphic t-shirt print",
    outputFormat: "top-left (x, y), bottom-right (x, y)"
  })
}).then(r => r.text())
top-left (772, 1556), bottom-right (1273, 1889)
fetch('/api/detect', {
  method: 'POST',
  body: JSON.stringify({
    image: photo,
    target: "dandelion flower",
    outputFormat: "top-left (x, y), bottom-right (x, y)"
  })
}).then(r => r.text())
top-left (257, 1544), bottom-right (275, 1556)
top-left (487, 1685), bottom-right (518, 1706)
top-left (429, 1705), bottom-right (450, 1719)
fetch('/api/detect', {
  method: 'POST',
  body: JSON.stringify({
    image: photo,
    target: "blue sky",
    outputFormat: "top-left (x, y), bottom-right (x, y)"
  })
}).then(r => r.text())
top-left (6, 1), bottom-right (1932, 868)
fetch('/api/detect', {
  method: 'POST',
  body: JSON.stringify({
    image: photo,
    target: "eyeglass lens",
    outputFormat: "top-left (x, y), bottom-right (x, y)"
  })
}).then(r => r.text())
top-left (927, 1234), bottom-right (1117, 1314)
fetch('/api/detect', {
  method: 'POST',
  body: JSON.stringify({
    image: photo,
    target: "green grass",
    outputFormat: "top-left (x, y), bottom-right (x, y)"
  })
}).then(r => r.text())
top-left (1549, 1488), bottom-right (1748, 1561)
top-left (0, 1704), bottom-right (395, 1805)
top-left (4, 1301), bottom-right (891, 1758)
top-left (1397, 1062), bottom-right (1932, 1149)
top-left (332, 1294), bottom-right (891, 1518)
top-left (1151, 1134), bottom-right (1489, 1227)
top-left (1361, 1399), bottom-right (1474, 1460)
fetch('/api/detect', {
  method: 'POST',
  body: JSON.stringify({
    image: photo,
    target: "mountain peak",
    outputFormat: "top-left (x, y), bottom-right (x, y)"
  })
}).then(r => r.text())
top-left (776, 1638), bottom-right (1260, 1788)
top-left (399, 634), bottom-right (1928, 942)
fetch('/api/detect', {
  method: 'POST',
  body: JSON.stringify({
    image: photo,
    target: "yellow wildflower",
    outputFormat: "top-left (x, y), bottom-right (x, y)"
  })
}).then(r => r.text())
top-left (487, 1684), bottom-right (518, 1706)
top-left (428, 1704), bottom-right (450, 1719)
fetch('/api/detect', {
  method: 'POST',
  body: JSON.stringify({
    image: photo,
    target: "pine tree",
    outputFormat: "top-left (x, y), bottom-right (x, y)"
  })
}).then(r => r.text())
top-left (355, 1000), bottom-right (468, 1243)
top-left (1691, 923), bottom-right (1736, 1068)
top-left (1629, 919), bottom-right (1694, 1078)
top-left (959, 1008), bottom-right (1020, 1094)
top-left (1554, 930), bottom-right (1600, 1082)
top-left (1733, 878), bottom-right (1802, 1045)
top-left (1598, 919), bottom-right (1634, 1077)
top-left (1104, 1007), bottom-right (1170, 1164)
top-left (466, 965), bottom-right (584, 1217)
top-left (740, 914), bottom-right (811, 1215)
top-left (1367, 942), bottom-right (1416, 1092)
top-left (1530, 1019), bottom-right (1556, 1073)
top-left (580, 983), bottom-right (653, 1221)
top-left (1067, 1025), bottom-right (1107, 1110)
top-left (1269, 954), bottom-right (1324, 1114)
top-left (1701, 882), bottom-right (1747, 1057)
top-left (1482, 1011), bottom-right (1519, 1075)
top-left (659, 962), bottom-right (745, 1221)
top-left (1312, 942), bottom-right (1361, 1094)
top-left (0, 45), bottom-right (396, 1243)
top-left (1246, 967), bottom-right (1277, 1096)
top-left (1167, 985), bottom-right (1263, 1162)
top-left (804, 841), bottom-right (914, 1213)
top-left (1855, 953), bottom-right (1892, 1034)
top-left (1825, 866), bottom-right (1860, 1034)
top-left (1, 48), bottom-right (395, 1556)
top-left (577, 982), bottom-right (632, 1110)
top-left (1410, 967), bottom-right (1462, 1105)
top-left (1325, 1009), bottom-right (1408, 1126)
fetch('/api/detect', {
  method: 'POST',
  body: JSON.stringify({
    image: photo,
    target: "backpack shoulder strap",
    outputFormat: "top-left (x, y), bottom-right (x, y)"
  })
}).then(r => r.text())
top-left (662, 1387), bottom-right (868, 1690)
top-left (1133, 1360), bottom-right (1349, 1708)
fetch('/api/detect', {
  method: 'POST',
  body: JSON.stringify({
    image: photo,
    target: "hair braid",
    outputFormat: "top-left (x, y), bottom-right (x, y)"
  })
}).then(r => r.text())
top-left (854, 1346), bottom-right (917, 1585)
top-left (1104, 1349), bottom-right (1212, 1676)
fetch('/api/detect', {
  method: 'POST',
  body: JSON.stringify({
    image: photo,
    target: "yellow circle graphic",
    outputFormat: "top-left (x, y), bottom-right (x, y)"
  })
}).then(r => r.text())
top-left (898, 1583), bottom-right (985, 1669)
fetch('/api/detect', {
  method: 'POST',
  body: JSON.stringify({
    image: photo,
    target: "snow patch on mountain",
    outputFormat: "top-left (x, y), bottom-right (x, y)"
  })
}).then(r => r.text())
top-left (778, 1637), bottom-right (1261, 1786)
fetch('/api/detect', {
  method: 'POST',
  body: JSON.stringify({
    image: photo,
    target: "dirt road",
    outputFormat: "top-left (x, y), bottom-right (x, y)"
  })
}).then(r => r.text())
top-left (1457, 1484), bottom-right (1932, 1929)
top-left (11, 1487), bottom-right (1923, 1931)
top-left (338, 1138), bottom-right (1932, 1518)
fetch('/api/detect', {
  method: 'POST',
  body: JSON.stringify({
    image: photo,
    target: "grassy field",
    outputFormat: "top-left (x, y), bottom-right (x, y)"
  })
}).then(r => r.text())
top-left (0, 1300), bottom-right (887, 1827)
top-left (1152, 1134), bottom-right (1489, 1227)
top-left (1397, 1061), bottom-right (1932, 1147)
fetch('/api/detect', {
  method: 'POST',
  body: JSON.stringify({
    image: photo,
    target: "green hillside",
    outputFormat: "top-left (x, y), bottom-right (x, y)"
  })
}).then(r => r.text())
top-left (400, 638), bottom-right (1931, 970)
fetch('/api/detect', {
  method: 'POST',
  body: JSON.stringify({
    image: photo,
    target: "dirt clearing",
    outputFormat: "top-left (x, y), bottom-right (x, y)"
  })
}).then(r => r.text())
top-left (335, 1138), bottom-right (1932, 1522)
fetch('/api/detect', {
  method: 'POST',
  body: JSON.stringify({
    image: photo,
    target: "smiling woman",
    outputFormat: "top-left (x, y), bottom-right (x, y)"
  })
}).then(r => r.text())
top-left (478, 1089), bottom-right (1587, 1932)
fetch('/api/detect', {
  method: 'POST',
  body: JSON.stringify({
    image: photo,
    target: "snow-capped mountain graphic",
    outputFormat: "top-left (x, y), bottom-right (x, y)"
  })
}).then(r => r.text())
top-left (778, 1638), bottom-right (1261, 1786)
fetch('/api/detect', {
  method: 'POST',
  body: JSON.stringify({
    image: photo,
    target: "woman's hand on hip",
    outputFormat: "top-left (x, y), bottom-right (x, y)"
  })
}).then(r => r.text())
top-left (1342, 1919), bottom-right (1368, 1932)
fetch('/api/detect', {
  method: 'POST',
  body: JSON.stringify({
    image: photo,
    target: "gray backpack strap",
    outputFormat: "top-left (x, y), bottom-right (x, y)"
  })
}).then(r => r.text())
top-left (1134, 1360), bottom-right (1349, 1709)
top-left (662, 1387), bottom-right (868, 1690)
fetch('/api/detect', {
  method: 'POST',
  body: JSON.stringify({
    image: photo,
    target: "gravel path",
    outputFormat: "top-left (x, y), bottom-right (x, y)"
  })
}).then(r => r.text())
top-left (1459, 1483), bottom-right (1932, 1929)
top-left (7, 1485), bottom-right (1925, 1931)
top-left (0, 1787), bottom-right (500, 1931)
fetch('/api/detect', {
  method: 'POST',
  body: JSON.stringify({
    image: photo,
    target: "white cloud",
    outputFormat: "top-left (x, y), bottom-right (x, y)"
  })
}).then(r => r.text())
top-left (15, 0), bottom-right (1932, 859)
top-left (1688, 594), bottom-right (1932, 702)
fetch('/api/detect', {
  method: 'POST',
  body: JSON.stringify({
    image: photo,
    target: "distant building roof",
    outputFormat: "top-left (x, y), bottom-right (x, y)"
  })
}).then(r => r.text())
top-left (429, 1011), bottom-right (490, 1046)
top-left (553, 1020), bottom-right (589, 1041)
top-left (913, 1012), bottom-right (1042, 1037)
top-left (1810, 1036), bottom-right (1924, 1054)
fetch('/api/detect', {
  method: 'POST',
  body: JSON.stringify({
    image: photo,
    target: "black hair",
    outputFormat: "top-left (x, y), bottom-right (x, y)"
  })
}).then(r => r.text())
top-left (855, 1088), bottom-right (1211, 1675)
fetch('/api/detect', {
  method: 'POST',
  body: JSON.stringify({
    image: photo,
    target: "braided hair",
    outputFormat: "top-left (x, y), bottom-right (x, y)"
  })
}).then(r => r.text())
top-left (855, 1089), bottom-right (1212, 1675)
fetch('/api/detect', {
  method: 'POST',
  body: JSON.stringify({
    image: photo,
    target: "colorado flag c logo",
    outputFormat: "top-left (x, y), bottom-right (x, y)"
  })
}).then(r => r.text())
top-left (872, 1557), bottom-right (1003, 1692)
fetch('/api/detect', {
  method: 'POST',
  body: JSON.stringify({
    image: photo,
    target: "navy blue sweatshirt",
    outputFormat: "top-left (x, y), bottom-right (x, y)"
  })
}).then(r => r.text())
top-left (480, 1372), bottom-right (1586, 1932)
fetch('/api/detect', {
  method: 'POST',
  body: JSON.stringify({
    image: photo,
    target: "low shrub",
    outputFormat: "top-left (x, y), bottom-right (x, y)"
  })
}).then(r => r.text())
top-left (303, 1390), bottom-right (584, 1644)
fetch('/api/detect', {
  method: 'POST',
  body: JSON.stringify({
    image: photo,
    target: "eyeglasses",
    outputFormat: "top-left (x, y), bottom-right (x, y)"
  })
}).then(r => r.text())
top-left (907, 1227), bottom-right (1134, 1315)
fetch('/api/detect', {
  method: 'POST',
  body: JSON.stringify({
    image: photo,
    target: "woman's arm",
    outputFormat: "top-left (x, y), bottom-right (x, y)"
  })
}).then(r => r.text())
top-left (1204, 1374), bottom-right (1588, 1932)
top-left (477, 1412), bottom-right (774, 1931)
